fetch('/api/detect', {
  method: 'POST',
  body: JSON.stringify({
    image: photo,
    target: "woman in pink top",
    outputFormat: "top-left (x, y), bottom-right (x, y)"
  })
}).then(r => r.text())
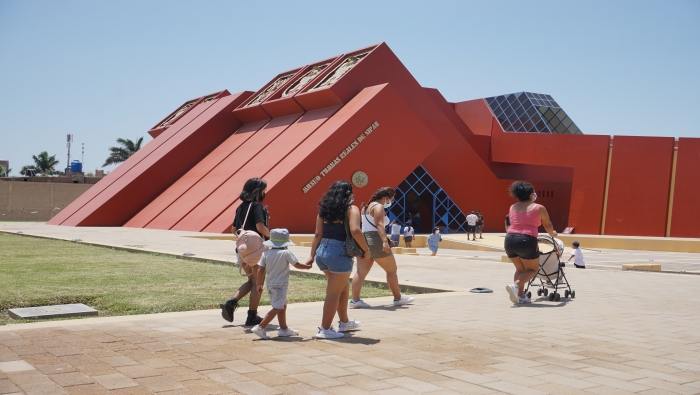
top-left (504, 182), bottom-right (557, 304)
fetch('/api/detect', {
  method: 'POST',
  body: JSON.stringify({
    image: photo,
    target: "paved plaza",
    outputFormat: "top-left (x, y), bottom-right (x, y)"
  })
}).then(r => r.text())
top-left (1, 223), bottom-right (700, 394)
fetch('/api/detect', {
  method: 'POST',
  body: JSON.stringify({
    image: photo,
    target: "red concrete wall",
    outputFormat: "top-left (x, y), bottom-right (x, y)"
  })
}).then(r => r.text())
top-left (604, 136), bottom-right (674, 236)
top-left (49, 91), bottom-right (251, 226)
top-left (203, 83), bottom-right (440, 234)
top-left (669, 138), bottom-right (700, 238)
top-left (490, 117), bottom-right (610, 235)
top-left (124, 120), bottom-right (268, 229)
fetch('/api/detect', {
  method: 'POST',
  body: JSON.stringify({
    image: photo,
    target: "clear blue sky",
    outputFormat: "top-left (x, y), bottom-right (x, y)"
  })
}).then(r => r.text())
top-left (1, 1), bottom-right (698, 174)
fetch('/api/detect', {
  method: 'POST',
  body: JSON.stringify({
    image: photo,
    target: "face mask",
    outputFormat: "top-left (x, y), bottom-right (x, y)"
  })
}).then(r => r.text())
top-left (260, 192), bottom-right (266, 201)
top-left (384, 200), bottom-right (392, 209)
top-left (532, 193), bottom-right (537, 201)
top-left (349, 196), bottom-right (354, 204)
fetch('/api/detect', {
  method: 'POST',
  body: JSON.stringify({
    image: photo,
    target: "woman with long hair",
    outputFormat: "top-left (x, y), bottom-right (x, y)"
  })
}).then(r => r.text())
top-left (350, 187), bottom-right (415, 309)
top-left (305, 180), bottom-right (369, 338)
top-left (504, 181), bottom-right (557, 304)
top-left (220, 177), bottom-right (270, 326)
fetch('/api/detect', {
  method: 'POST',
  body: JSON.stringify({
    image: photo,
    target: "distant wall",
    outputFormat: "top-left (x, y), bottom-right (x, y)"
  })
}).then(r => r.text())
top-left (0, 181), bottom-right (93, 221)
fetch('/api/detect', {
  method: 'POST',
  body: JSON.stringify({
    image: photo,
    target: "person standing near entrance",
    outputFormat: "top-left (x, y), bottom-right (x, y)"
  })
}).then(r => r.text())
top-left (504, 181), bottom-right (557, 304)
top-left (389, 220), bottom-right (401, 247)
top-left (403, 222), bottom-right (415, 248)
top-left (351, 187), bottom-right (415, 308)
top-left (466, 211), bottom-right (478, 240)
top-left (221, 178), bottom-right (270, 326)
top-left (476, 210), bottom-right (484, 239)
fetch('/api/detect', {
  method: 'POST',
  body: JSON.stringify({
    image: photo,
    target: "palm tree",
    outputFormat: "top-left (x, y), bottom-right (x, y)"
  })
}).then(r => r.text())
top-left (103, 137), bottom-right (144, 167)
top-left (30, 151), bottom-right (60, 175)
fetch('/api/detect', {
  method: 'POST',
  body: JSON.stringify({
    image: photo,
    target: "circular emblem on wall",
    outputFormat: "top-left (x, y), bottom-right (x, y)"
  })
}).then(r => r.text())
top-left (352, 171), bottom-right (368, 188)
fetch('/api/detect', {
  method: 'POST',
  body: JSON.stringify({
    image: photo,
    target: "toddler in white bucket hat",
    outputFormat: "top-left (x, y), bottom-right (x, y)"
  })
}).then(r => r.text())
top-left (251, 229), bottom-right (312, 339)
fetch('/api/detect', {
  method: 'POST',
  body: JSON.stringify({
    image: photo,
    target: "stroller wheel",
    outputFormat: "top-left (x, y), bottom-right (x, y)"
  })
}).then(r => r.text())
top-left (543, 288), bottom-right (549, 296)
top-left (527, 291), bottom-right (532, 299)
top-left (537, 289), bottom-right (543, 296)
top-left (564, 290), bottom-right (569, 298)
top-left (571, 290), bottom-right (576, 298)
top-left (554, 293), bottom-right (561, 301)
top-left (548, 293), bottom-right (555, 301)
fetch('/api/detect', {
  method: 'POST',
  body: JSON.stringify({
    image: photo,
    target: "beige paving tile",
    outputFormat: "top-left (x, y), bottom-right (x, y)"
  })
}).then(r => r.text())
top-left (134, 375), bottom-right (186, 392)
top-left (0, 360), bottom-right (35, 373)
top-left (219, 359), bottom-right (264, 374)
top-left (16, 381), bottom-right (68, 395)
top-left (91, 373), bottom-right (138, 390)
top-left (303, 363), bottom-right (355, 378)
top-left (180, 378), bottom-right (233, 394)
top-left (289, 372), bottom-right (344, 388)
top-left (632, 377), bottom-right (700, 395)
top-left (437, 369), bottom-right (497, 385)
top-left (47, 372), bottom-right (93, 387)
top-left (584, 375), bottom-right (652, 392)
top-left (430, 379), bottom-right (497, 394)
top-left (226, 379), bottom-right (282, 395)
top-left (312, 355), bottom-right (364, 368)
top-left (336, 374), bottom-right (396, 391)
top-left (347, 364), bottom-right (401, 380)
top-left (382, 376), bottom-right (442, 393)
top-left (63, 383), bottom-right (110, 395)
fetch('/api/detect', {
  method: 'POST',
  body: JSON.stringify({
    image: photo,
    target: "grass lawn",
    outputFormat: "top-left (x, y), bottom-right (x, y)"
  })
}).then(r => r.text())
top-left (0, 233), bottom-right (395, 325)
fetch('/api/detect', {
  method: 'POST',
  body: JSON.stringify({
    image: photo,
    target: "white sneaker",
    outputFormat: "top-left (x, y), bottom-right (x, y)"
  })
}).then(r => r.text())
top-left (506, 284), bottom-right (519, 304)
top-left (338, 319), bottom-right (361, 332)
top-left (251, 325), bottom-right (270, 340)
top-left (519, 295), bottom-right (532, 304)
top-left (314, 326), bottom-right (344, 339)
top-left (393, 295), bottom-right (415, 306)
top-left (277, 327), bottom-right (299, 337)
top-left (349, 299), bottom-right (371, 309)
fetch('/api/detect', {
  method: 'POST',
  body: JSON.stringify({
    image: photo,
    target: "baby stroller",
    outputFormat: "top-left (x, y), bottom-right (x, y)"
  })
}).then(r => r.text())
top-left (524, 235), bottom-right (576, 301)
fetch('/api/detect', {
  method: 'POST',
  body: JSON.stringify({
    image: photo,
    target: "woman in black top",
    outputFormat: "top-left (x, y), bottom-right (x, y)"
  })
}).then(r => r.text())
top-left (306, 180), bottom-right (369, 339)
top-left (220, 178), bottom-right (270, 326)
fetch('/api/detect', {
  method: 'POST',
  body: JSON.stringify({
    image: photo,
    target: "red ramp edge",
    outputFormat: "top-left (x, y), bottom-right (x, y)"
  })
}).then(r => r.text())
top-left (204, 83), bottom-right (440, 234)
top-left (125, 120), bottom-right (268, 229)
top-left (55, 92), bottom-right (251, 226)
top-left (169, 113), bottom-right (304, 231)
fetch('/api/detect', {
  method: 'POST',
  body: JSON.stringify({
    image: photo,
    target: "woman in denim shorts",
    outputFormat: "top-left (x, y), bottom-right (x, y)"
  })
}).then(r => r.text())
top-left (306, 181), bottom-right (369, 339)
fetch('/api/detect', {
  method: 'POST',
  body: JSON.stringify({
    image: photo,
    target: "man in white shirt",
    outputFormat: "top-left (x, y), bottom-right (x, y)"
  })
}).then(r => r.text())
top-left (466, 211), bottom-right (478, 241)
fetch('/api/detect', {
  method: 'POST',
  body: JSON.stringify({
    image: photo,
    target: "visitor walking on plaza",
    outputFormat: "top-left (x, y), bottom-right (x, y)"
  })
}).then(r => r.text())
top-left (251, 228), bottom-right (312, 340)
top-left (427, 227), bottom-right (442, 256)
top-left (403, 222), bottom-right (414, 248)
top-left (389, 219), bottom-right (401, 247)
top-left (476, 210), bottom-right (484, 239)
top-left (466, 211), bottom-right (478, 240)
top-left (306, 180), bottom-right (367, 339)
top-left (504, 181), bottom-right (557, 305)
top-left (221, 178), bottom-right (270, 326)
top-left (351, 187), bottom-right (415, 308)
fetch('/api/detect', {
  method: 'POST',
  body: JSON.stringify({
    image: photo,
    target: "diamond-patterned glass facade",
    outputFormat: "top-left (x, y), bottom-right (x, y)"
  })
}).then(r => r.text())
top-left (485, 92), bottom-right (582, 134)
top-left (390, 166), bottom-right (468, 234)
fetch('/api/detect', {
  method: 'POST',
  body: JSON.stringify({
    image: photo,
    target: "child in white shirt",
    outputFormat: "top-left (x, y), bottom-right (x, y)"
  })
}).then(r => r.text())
top-left (251, 228), bottom-right (312, 340)
top-left (568, 241), bottom-right (586, 269)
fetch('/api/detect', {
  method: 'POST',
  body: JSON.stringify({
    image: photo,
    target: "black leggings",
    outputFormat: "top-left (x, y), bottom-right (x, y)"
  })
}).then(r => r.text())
top-left (504, 233), bottom-right (540, 260)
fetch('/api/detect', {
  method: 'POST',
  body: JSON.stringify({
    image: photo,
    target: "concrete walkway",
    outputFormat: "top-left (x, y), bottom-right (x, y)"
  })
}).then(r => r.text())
top-left (1, 222), bottom-right (700, 394)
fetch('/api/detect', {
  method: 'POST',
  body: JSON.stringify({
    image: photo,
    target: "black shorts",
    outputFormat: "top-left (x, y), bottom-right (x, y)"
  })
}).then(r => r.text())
top-left (467, 225), bottom-right (476, 232)
top-left (504, 233), bottom-right (540, 260)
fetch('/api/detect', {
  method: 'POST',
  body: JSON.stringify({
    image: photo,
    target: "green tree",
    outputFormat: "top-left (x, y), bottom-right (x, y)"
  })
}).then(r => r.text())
top-left (103, 137), bottom-right (144, 167)
top-left (0, 165), bottom-right (5, 177)
top-left (24, 151), bottom-right (60, 175)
